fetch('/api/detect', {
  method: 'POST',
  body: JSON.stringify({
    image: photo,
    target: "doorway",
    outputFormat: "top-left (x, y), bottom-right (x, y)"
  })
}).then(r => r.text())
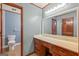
top-left (62, 17), bottom-right (74, 36)
top-left (0, 3), bottom-right (23, 56)
top-left (52, 19), bottom-right (57, 34)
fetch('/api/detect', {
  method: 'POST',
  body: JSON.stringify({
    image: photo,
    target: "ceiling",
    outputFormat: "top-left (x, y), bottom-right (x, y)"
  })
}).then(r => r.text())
top-left (32, 3), bottom-right (49, 8)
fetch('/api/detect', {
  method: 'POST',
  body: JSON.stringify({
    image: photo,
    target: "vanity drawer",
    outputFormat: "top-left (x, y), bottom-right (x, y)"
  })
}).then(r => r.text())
top-left (34, 39), bottom-right (43, 49)
top-left (35, 48), bottom-right (45, 56)
top-left (34, 38), bottom-right (41, 44)
top-left (52, 51), bottom-right (61, 56)
top-left (42, 41), bottom-right (52, 48)
top-left (35, 44), bottom-right (44, 50)
top-left (50, 45), bottom-right (78, 56)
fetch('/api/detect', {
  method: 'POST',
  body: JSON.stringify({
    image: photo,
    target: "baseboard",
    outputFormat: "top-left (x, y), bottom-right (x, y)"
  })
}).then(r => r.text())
top-left (26, 51), bottom-right (35, 56)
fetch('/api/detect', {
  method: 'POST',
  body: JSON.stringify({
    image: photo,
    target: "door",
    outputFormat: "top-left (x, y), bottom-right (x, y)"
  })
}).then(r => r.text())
top-left (62, 17), bottom-right (74, 36)
top-left (2, 3), bottom-right (23, 55)
top-left (52, 19), bottom-right (57, 34)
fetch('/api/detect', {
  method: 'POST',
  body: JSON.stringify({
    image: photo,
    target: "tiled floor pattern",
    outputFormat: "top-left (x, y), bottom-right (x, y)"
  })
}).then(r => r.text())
top-left (0, 52), bottom-right (37, 56)
top-left (29, 53), bottom-right (37, 56)
top-left (0, 52), bottom-right (8, 56)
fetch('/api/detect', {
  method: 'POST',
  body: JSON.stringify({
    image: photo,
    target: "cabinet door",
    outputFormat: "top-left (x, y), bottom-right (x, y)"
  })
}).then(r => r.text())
top-left (52, 19), bottom-right (57, 34)
top-left (62, 17), bottom-right (74, 36)
top-left (34, 39), bottom-right (46, 56)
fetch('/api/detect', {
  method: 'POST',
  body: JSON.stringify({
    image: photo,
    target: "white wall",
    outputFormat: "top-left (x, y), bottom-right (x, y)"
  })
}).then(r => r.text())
top-left (17, 3), bottom-right (42, 55)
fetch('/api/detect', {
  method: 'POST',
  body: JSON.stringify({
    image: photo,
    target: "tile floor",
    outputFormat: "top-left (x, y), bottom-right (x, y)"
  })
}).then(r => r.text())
top-left (29, 53), bottom-right (37, 56)
top-left (0, 52), bottom-right (37, 56)
top-left (0, 52), bottom-right (8, 56)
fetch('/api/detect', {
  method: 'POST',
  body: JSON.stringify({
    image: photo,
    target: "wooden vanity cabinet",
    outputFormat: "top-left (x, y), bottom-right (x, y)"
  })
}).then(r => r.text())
top-left (34, 38), bottom-right (78, 56)
top-left (34, 38), bottom-right (46, 56)
top-left (50, 45), bottom-right (78, 56)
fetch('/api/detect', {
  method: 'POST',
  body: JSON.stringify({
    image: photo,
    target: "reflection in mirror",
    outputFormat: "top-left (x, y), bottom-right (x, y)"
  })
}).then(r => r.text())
top-left (42, 17), bottom-right (52, 34)
top-left (43, 11), bottom-right (78, 37)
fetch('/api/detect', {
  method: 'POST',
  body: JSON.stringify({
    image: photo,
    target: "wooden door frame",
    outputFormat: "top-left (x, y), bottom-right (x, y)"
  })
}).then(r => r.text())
top-left (52, 19), bottom-right (57, 34)
top-left (1, 3), bottom-right (23, 56)
top-left (62, 17), bottom-right (74, 36)
top-left (0, 4), bottom-right (2, 53)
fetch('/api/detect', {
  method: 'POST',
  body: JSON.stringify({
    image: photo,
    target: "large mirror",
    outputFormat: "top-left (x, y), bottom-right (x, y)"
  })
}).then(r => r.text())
top-left (43, 10), bottom-right (78, 37)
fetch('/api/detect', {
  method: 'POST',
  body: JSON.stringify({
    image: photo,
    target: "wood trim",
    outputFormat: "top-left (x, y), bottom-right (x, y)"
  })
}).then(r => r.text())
top-left (26, 51), bottom-right (35, 56)
top-left (21, 7), bottom-right (23, 56)
top-left (1, 4), bottom-right (3, 53)
top-left (4, 3), bottom-right (22, 9)
top-left (52, 19), bottom-right (57, 34)
top-left (1, 3), bottom-right (23, 56)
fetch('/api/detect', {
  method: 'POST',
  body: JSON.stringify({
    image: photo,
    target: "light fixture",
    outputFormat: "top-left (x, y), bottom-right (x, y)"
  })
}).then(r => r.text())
top-left (45, 3), bottom-right (66, 14)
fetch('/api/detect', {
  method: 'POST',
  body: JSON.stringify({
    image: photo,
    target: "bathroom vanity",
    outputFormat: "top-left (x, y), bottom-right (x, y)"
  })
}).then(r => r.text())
top-left (34, 34), bottom-right (79, 56)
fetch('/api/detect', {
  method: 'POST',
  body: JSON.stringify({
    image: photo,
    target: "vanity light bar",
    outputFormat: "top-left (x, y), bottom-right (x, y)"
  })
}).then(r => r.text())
top-left (45, 3), bottom-right (66, 14)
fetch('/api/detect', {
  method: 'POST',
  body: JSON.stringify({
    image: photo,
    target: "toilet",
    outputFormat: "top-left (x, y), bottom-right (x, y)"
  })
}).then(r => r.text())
top-left (8, 35), bottom-right (16, 56)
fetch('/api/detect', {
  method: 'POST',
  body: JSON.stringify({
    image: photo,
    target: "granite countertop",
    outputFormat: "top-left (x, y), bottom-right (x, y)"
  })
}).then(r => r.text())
top-left (34, 34), bottom-right (78, 53)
